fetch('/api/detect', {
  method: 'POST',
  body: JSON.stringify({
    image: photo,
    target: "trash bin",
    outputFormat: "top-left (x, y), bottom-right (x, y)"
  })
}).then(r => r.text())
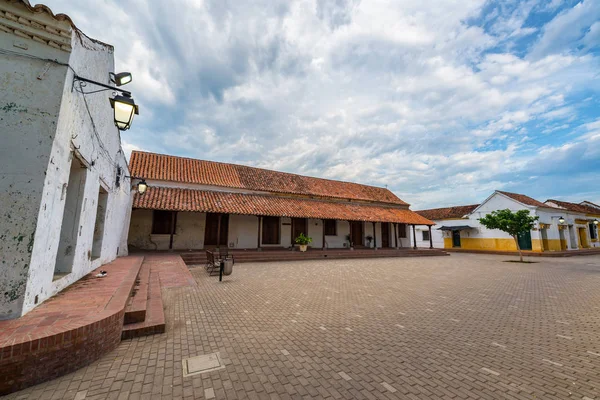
top-left (223, 259), bottom-right (233, 276)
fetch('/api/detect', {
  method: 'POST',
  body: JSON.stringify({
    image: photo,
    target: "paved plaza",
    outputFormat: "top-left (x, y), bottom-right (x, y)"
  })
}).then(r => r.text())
top-left (6, 253), bottom-right (600, 399)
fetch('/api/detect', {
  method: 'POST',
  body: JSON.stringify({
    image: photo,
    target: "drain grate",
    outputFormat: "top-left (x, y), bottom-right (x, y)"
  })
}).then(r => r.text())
top-left (182, 352), bottom-right (225, 377)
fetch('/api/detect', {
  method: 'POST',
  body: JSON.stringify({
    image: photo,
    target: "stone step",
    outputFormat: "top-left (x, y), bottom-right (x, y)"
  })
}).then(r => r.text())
top-left (123, 262), bottom-right (151, 324)
top-left (121, 271), bottom-right (166, 340)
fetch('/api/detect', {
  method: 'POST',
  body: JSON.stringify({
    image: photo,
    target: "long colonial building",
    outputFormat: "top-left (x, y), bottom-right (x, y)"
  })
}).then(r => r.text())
top-left (127, 151), bottom-right (434, 251)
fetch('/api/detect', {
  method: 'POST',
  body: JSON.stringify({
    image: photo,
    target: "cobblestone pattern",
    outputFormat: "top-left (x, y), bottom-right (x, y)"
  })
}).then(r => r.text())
top-left (6, 253), bottom-right (600, 399)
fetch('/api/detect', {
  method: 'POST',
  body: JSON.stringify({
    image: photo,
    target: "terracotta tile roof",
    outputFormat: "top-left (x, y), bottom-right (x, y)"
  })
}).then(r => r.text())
top-left (415, 204), bottom-right (479, 220)
top-left (497, 191), bottom-right (549, 208)
top-left (133, 187), bottom-right (434, 225)
top-left (546, 199), bottom-right (600, 215)
top-left (129, 151), bottom-right (407, 206)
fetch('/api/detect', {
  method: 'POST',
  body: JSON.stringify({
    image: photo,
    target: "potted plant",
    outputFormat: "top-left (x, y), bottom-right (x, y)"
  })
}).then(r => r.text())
top-left (295, 233), bottom-right (312, 252)
top-left (366, 235), bottom-right (373, 248)
top-left (345, 234), bottom-right (353, 250)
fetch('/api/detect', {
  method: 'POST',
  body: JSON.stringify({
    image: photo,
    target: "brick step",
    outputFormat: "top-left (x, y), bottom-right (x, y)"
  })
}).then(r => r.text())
top-left (181, 250), bottom-right (448, 265)
top-left (121, 271), bottom-right (166, 340)
top-left (124, 262), bottom-right (151, 324)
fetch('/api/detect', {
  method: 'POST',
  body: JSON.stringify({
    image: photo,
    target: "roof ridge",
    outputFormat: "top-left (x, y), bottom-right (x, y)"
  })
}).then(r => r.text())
top-left (130, 150), bottom-right (400, 197)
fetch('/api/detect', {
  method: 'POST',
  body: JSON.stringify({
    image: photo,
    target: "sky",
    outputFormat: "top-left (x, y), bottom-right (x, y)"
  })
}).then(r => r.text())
top-left (43, 0), bottom-right (600, 209)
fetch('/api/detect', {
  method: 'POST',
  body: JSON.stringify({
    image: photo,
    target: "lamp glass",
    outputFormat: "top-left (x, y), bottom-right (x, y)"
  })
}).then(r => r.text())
top-left (112, 72), bottom-right (133, 86)
top-left (111, 95), bottom-right (136, 130)
top-left (558, 217), bottom-right (565, 224)
top-left (137, 180), bottom-right (148, 195)
top-left (594, 219), bottom-right (599, 225)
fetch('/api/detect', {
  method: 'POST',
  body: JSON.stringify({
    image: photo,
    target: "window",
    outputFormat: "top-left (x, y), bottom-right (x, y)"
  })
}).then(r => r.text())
top-left (398, 223), bottom-right (407, 238)
top-left (590, 223), bottom-right (598, 240)
top-left (262, 216), bottom-right (280, 244)
top-left (152, 210), bottom-right (176, 234)
top-left (422, 230), bottom-right (430, 241)
top-left (324, 220), bottom-right (337, 236)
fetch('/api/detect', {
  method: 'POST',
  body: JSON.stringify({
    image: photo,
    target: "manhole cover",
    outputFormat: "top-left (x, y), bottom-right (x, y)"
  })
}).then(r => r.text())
top-left (182, 352), bottom-right (225, 377)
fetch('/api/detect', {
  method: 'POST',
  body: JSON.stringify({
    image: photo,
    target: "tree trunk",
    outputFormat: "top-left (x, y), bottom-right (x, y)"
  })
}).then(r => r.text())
top-left (513, 235), bottom-right (523, 262)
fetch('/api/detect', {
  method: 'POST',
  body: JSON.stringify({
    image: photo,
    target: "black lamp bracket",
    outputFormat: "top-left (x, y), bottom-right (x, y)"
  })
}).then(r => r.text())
top-left (73, 75), bottom-right (131, 96)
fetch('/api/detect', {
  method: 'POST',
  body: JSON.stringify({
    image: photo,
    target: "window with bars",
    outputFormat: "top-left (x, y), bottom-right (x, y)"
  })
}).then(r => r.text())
top-left (324, 220), bottom-right (337, 236)
top-left (398, 223), bottom-right (407, 238)
top-left (152, 210), bottom-right (176, 234)
top-left (422, 230), bottom-right (430, 241)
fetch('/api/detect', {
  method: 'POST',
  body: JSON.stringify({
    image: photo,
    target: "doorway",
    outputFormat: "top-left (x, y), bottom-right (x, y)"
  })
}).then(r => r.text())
top-left (91, 186), bottom-right (109, 260)
top-left (558, 228), bottom-right (567, 250)
top-left (54, 155), bottom-right (88, 277)
top-left (381, 223), bottom-right (390, 248)
top-left (578, 227), bottom-right (588, 248)
top-left (452, 230), bottom-right (461, 247)
top-left (291, 218), bottom-right (307, 244)
top-left (350, 221), bottom-right (363, 247)
top-left (540, 228), bottom-right (549, 251)
top-left (204, 213), bottom-right (229, 247)
top-left (517, 231), bottom-right (532, 251)
top-left (569, 226), bottom-right (578, 249)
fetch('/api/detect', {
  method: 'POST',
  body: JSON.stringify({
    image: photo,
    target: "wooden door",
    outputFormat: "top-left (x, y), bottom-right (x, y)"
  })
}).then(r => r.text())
top-left (204, 213), bottom-right (229, 247)
top-left (204, 213), bottom-right (219, 246)
top-left (351, 221), bottom-right (363, 247)
top-left (381, 223), bottom-right (390, 248)
top-left (517, 231), bottom-right (532, 250)
top-left (219, 214), bottom-right (229, 246)
top-left (291, 218), bottom-right (307, 243)
top-left (452, 230), bottom-right (461, 247)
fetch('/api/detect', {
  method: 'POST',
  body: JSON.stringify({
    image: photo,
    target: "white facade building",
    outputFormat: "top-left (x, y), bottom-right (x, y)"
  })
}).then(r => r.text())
top-left (415, 191), bottom-right (600, 253)
top-left (0, 1), bottom-right (132, 319)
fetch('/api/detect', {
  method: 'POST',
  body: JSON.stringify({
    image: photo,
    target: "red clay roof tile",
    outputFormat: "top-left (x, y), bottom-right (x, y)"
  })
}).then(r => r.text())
top-left (129, 151), bottom-right (407, 206)
top-left (497, 191), bottom-right (548, 208)
top-left (546, 199), bottom-right (600, 214)
top-left (133, 187), bottom-right (434, 225)
top-left (415, 204), bottom-right (480, 220)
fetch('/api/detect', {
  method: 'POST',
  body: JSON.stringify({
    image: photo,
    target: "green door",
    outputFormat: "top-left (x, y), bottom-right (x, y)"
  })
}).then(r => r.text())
top-left (452, 230), bottom-right (461, 247)
top-left (517, 231), bottom-right (532, 250)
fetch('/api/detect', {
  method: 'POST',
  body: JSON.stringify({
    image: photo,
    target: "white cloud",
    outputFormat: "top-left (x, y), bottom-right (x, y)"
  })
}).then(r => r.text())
top-left (41, 0), bottom-right (600, 209)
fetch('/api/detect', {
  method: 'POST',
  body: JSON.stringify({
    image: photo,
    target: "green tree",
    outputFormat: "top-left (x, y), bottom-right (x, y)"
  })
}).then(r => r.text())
top-left (478, 209), bottom-right (539, 262)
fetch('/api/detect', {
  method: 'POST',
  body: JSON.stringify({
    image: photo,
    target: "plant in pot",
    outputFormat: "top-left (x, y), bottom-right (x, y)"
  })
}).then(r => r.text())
top-left (366, 235), bottom-right (373, 248)
top-left (345, 234), bottom-right (353, 250)
top-left (295, 233), bottom-right (312, 252)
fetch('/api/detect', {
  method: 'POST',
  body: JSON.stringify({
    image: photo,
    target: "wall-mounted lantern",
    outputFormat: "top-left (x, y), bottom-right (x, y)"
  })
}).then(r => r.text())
top-left (109, 93), bottom-right (139, 131)
top-left (136, 179), bottom-right (148, 195)
top-left (593, 219), bottom-right (599, 225)
top-left (73, 72), bottom-right (139, 131)
top-left (558, 216), bottom-right (565, 224)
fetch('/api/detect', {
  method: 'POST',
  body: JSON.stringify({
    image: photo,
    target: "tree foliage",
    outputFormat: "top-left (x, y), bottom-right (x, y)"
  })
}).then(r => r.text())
top-left (479, 209), bottom-right (539, 262)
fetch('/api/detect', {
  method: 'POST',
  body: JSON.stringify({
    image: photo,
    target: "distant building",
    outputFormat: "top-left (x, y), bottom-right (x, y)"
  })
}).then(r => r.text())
top-left (127, 151), bottom-right (433, 251)
top-left (415, 191), bottom-right (600, 252)
top-left (0, 0), bottom-right (131, 319)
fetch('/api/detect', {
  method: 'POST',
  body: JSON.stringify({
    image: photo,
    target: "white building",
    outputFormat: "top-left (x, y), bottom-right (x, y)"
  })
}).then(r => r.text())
top-left (415, 191), bottom-right (600, 253)
top-left (0, 0), bottom-right (132, 319)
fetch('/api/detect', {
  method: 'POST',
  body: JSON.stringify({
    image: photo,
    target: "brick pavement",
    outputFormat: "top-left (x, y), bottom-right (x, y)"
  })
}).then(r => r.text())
top-left (5, 253), bottom-right (600, 399)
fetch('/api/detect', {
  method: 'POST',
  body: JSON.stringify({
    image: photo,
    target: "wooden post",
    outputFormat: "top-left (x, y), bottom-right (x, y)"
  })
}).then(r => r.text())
top-left (322, 219), bottom-right (326, 250)
top-left (216, 213), bottom-right (222, 250)
top-left (169, 211), bottom-right (177, 251)
top-left (393, 223), bottom-right (398, 248)
top-left (412, 225), bottom-right (417, 249)
top-left (372, 221), bottom-right (377, 249)
top-left (257, 216), bottom-right (262, 251)
top-left (429, 225), bottom-right (433, 249)
top-left (348, 221), bottom-right (353, 249)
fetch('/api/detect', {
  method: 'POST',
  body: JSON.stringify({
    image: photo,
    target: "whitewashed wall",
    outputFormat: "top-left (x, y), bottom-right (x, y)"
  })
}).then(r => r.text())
top-left (0, 2), bottom-right (131, 319)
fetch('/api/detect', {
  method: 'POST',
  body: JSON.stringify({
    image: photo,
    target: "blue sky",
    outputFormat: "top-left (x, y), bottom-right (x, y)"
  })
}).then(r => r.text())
top-left (45, 0), bottom-right (600, 209)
